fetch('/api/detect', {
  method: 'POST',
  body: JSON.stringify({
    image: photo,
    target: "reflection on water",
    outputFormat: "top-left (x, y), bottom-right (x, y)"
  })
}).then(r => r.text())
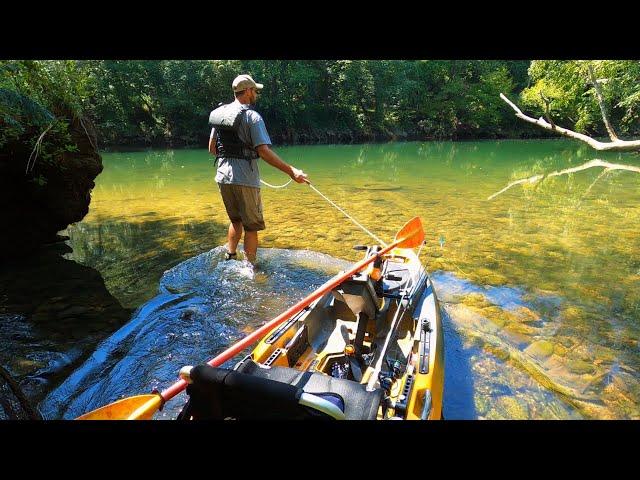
top-left (18, 140), bottom-right (640, 419)
top-left (65, 217), bottom-right (229, 308)
top-left (40, 247), bottom-right (616, 420)
top-left (0, 244), bottom-right (131, 417)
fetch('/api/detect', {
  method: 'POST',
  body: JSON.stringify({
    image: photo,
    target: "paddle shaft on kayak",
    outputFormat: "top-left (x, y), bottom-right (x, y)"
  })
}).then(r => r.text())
top-left (158, 222), bottom-right (422, 407)
top-left (76, 213), bottom-right (425, 419)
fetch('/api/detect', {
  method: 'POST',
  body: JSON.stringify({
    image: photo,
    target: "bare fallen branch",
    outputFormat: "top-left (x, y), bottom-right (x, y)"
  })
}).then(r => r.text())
top-left (0, 364), bottom-right (43, 420)
top-left (488, 159), bottom-right (640, 200)
top-left (587, 65), bottom-right (619, 142)
top-left (500, 93), bottom-right (640, 152)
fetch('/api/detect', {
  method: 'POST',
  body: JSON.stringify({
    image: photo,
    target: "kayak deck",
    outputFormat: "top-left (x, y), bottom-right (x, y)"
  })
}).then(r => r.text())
top-left (242, 248), bottom-right (444, 420)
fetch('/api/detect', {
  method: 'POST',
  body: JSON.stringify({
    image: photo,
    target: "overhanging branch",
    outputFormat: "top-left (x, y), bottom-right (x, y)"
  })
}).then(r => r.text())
top-left (500, 93), bottom-right (640, 152)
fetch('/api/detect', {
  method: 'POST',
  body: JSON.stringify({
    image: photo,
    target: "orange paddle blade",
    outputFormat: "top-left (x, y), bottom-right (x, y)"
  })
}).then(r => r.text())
top-left (76, 394), bottom-right (162, 420)
top-left (393, 216), bottom-right (424, 248)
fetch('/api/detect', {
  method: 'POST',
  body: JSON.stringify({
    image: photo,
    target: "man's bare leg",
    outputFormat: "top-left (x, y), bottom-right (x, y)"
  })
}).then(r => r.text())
top-left (244, 230), bottom-right (258, 264)
top-left (227, 221), bottom-right (243, 255)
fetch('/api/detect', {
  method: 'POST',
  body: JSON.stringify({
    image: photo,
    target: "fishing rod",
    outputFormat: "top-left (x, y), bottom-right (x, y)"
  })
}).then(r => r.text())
top-left (365, 268), bottom-right (428, 393)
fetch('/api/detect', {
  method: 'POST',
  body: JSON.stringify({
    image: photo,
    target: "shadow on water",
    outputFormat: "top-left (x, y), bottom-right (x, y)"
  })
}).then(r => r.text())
top-left (66, 216), bottom-right (231, 309)
top-left (0, 242), bottom-right (132, 419)
top-left (441, 307), bottom-right (478, 419)
top-left (432, 271), bottom-right (585, 420)
top-left (42, 246), bottom-right (351, 420)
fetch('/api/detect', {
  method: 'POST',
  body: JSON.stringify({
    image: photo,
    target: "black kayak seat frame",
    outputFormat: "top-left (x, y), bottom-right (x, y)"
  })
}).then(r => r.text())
top-left (330, 272), bottom-right (380, 356)
top-left (331, 271), bottom-right (380, 320)
top-left (178, 364), bottom-right (346, 420)
top-left (178, 360), bottom-right (384, 420)
top-left (235, 359), bottom-right (384, 420)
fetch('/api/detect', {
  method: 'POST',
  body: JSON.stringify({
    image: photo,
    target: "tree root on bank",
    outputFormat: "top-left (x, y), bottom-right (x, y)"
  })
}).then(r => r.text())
top-left (487, 159), bottom-right (640, 201)
top-left (0, 365), bottom-right (43, 420)
top-left (25, 122), bottom-right (54, 174)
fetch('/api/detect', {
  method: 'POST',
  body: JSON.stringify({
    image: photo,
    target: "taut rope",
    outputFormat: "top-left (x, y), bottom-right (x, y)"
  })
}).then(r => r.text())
top-left (306, 183), bottom-right (387, 247)
top-left (260, 177), bottom-right (386, 246)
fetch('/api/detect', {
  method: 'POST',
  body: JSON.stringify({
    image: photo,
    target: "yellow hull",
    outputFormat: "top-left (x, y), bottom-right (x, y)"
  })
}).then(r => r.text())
top-left (248, 247), bottom-right (444, 420)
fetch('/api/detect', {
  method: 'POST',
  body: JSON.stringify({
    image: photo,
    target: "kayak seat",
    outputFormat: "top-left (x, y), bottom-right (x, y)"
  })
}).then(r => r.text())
top-left (178, 364), bottom-right (347, 420)
top-left (331, 275), bottom-right (380, 320)
top-left (382, 263), bottom-right (412, 295)
top-left (235, 359), bottom-right (383, 420)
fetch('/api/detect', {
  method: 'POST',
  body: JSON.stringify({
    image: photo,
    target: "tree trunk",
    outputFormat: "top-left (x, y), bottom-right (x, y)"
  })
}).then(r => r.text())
top-left (587, 65), bottom-right (619, 141)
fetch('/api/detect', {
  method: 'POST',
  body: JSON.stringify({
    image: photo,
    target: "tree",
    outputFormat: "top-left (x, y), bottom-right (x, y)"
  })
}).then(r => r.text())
top-left (500, 60), bottom-right (640, 152)
top-left (1, 60), bottom-right (96, 169)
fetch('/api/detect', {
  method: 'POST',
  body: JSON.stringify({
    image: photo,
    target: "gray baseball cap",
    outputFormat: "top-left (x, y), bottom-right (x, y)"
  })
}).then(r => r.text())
top-left (232, 74), bottom-right (264, 92)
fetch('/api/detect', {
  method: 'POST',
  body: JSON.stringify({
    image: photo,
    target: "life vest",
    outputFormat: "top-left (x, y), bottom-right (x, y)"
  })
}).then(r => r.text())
top-left (209, 102), bottom-right (259, 161)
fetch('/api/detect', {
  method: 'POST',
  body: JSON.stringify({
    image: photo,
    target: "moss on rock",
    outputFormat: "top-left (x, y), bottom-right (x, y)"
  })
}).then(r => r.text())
top-left (525, 340), bottom-right (555, 360)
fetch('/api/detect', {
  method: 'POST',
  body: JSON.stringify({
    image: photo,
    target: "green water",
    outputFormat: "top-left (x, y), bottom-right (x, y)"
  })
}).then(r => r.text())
top-left (63, 139), bottom-right (640, 419)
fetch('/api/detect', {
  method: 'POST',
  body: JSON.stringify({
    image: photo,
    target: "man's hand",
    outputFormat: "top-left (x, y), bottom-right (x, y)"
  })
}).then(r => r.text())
top-left (256, 144), bottom-right (310, 184)
top-left (291, 167), bottom-right (310, 184)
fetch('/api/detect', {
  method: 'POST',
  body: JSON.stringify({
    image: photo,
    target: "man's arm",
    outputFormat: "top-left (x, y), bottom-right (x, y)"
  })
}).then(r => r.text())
top-left (256, 144), bottom-right (309, 183)
top-left (208, 128), bottom-right (217, 156)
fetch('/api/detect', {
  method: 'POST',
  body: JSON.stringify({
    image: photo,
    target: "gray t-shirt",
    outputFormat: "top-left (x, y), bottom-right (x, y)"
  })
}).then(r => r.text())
top-left (212, 100), bottom-right (272, 188)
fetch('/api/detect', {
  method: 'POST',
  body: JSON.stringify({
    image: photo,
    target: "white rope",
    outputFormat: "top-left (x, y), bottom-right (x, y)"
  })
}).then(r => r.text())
top-left (307, 183), bottom-right (387, 247)
top-left (259, 176), bottom-right (387, 246)
top-left (416, 239), bottom-right (426, 259)
top-left (260, 178), bottom-right (293, 189)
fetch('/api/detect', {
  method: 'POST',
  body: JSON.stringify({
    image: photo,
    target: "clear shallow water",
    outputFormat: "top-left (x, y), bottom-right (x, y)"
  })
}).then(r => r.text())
top-left (41, 247), bottom-right (351, 419)
top-left (4, 139), bottom-right (640, 419)
top-left (40, 247), bottom-right (583, 420)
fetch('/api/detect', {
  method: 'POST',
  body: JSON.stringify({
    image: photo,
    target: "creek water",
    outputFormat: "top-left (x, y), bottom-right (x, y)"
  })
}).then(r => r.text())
top-left (2, 140), bottom-right (639, 419)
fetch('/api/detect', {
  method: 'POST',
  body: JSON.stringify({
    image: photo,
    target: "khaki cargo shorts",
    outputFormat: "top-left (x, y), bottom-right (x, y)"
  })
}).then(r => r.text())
top-left (218, 183), bottom-right (266, 232)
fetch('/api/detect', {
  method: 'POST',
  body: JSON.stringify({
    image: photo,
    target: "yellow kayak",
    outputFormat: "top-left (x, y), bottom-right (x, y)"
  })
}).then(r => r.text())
top-left (77, 216), bottom-right (443, 420)
top-left (177, 243), bottom-right (444, 420)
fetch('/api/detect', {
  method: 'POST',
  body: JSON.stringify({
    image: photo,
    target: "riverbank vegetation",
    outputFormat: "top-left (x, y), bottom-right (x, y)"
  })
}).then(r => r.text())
top-left (501, 61), bottom-right (640, 152)
top-left (3, 60), bottom-right (639, 152)
top-left (87, 60), bottom-right (533, 147)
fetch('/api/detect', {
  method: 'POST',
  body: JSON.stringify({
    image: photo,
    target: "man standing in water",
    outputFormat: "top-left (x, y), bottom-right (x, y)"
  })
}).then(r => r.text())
top-left (209, 74), bottom-right (309, 264)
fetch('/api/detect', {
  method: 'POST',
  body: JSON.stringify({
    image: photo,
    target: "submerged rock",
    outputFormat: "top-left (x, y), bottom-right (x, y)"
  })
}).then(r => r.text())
top-left (489, 395), bottom-right (530, 419)
top-left (566, 359), bottom-right (596, 375)
top-left (525, 340), bottom-right (555, 360)
top-left (0, 247), bottom-right (132, 412)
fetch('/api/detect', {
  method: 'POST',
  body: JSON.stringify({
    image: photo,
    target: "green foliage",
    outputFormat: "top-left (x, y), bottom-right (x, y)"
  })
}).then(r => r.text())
top-left (79, 60), bottom-right (530, 146)
top-left (4, 60), bottom-right (639, 150)
top-left (31, 174), bottom-right (47, 186)
top-left (0, 60), bottom-right (95, 168)
top-left (521, 60), bottom-right (640, 137)
top-left (89, 60), bottom-right (243, 146)
top-left (399, 61), bottom-right (518, 139)
top-left (0, 88), bottom-right (52, 146)
top-left (0, 60), bottom-right (94, 117)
